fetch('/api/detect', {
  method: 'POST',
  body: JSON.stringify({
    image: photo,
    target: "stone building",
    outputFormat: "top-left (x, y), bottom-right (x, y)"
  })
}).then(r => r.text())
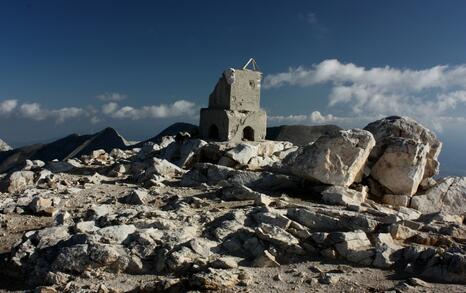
top-left (199, 61), bottom-right (266, 141)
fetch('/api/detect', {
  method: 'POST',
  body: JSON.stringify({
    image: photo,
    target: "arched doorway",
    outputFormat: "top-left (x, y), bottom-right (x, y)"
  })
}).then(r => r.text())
top-left (208, 124), bottom-right (219, 140)
top-left (243, 126), bottom-right (254, 141)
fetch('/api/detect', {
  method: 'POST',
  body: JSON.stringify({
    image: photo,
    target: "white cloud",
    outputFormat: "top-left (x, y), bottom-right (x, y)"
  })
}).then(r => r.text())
top-left (20, 103), bottom-right (47, 120)
top-left (0, 99), bottom-right (18, 114)
top-left (268, 111), bottom-right (379, 129)
top-left (52, 107), bottom-right (86, 123)
top-left (102, 102), bottom-right (119, 115)
top-left (0, 97), bottom-right (198, 124)
top-left (264, 59), bottom-right (466, 131)
top-left (19, 102), bottom-right (87, 123)
top-left (96, 92), bottom-right (127, 102)
top-left (108, 100), bottom-right (198, 120)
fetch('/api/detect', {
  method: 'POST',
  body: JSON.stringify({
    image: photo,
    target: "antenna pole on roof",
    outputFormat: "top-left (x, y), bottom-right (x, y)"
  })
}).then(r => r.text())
top-left (242, 58), bottom-right (260, 71)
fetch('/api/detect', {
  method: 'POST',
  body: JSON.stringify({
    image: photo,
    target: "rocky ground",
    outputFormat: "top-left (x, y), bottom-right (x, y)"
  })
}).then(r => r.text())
top-left (0, 116), bottom-right (465, 292)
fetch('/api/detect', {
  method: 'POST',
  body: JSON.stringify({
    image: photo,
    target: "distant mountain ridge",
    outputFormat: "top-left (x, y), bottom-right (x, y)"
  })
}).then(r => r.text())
top-left (0, 127), bottom-right (129, 173)
top-left (266, 124), bottom-right (342, 146)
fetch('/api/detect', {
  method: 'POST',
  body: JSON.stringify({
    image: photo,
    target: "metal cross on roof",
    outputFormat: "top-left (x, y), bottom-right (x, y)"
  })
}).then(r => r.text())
top-left (242, 58), bottom-right (260, 71)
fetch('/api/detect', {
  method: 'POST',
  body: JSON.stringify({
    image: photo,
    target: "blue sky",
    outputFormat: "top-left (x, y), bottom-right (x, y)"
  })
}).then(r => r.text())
top-left (1, 1), bottom-right (466, 175)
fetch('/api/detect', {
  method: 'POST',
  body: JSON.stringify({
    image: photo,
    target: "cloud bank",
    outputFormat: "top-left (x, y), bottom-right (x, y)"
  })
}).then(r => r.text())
top-left (264, 59), bottom-right (466, 131)
top-left (0, 94), bottom-right (199, 124)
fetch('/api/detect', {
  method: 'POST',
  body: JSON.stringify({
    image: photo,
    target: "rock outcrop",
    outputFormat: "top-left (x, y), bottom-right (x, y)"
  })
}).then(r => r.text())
top-left (0, 127), bottom-right (130, 173)
top-left (282, 129), bottom-right (375, 186)
top-left (410, 176), bottom-right (466, 215)
top-left (0, 116), bottom-right (464, 292)
top-left (362, 116), bottom-right (444, 201)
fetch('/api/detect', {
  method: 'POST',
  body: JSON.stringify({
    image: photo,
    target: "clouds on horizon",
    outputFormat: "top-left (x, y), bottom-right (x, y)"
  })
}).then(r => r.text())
top-left (3, 59), bottom-right (466, 132)
top-left (0, 95), bottom-right (199, 124)
top-left (264, 59), bottom-right (466, 131)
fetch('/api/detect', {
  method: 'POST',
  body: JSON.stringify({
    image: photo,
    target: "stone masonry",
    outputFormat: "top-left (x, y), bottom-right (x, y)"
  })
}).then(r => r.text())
top-left (199, 66), bottom-right (267, 142)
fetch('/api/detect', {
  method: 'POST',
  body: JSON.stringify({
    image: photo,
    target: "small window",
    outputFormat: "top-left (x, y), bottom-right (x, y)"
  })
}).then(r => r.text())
top-left (249, 80), bottom-right (255, 88)
top-left (243, 126), bottom-right (254, 141)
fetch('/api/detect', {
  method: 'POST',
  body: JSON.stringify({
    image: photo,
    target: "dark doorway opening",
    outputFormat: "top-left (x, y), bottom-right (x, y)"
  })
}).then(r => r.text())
top-left (243, 126), bottom-right (254, 141)
top-left (208, 124), bottom-right (219, 140)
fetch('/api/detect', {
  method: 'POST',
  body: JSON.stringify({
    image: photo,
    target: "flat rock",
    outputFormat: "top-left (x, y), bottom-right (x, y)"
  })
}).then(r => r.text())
top-left (96, 224), bottom-right (137, 244)
top-left (321, 186), bottom-right (367, 206)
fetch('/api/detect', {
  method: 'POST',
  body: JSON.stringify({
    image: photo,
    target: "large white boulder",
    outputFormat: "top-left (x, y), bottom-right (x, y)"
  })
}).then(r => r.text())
top-left (370, 138), bottom-right (429, 196)
top-left (282, 129), bottom-right (375, 186)
top-left (364, 116), bottom-right (442, 179)
top-left (7, 171), bottom-right (35, 193)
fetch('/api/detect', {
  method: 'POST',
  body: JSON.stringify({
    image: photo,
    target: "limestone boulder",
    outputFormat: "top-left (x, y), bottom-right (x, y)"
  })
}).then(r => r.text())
top-left (96, 224), bottom-right (137, 244)
top-left (120, 189), bottom-right (150, 205)
top-left (282, 129), bottom-right (375, 186)
top-left (410, 176), bottom-right (466, 215)
top-left (370, 137), bottom-right (429, 196)
top-left (224, 143), bottom-right (259, 165)
top-left (7, 170), bottom-right (35, 193)
top-left (143, 157), bottom-right (185, 180)
top-left (364, 116), bottom-right (442, 179)
top-left (372, 233), bottom-right (403, 268)
top-left (329, 231), bottom-right (374, 265)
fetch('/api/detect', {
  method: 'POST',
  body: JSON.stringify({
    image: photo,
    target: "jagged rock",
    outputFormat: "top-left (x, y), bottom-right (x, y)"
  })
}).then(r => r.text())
top-left (252, 210), bottom-right (291, 229)
top-left (211, 210), bottom-right (247, 241)
top-left (252, 250), bottom-right (280, 267)
top-left (189, 237), bottom-right (218, 258)
top-left (330, 231), bottom-right (374, 265)
top-left (321, 186), bottom-right (367, 206)
top-left (28, 197), bottom-right (56, 216)
top-left (390, 223), bottom-right (418, 240)
top-left (33, 226), bottom-right (70, 249)
top-left (176, 139), bottom-right (207, 168)
top-left (109, 148), bottom-right (129, 159)
top-left (46, 160), bottom-right (82, 173)
top-left (410, 176), bottom-right (466, 215)
top-left (52, 244), bottom-right (91, 273)
top-left (319, 273), bottom-right (341, 285)
top-left (220, 184), bottom-right (263, 201)
top-left (282, 129), bottom-right (375, 186)
top-left (87, 205), bottom-right (113, 220)
top-left (364, 116), bottom-right (442, 179)
top-left (190, 268), bottom-right (239, 290)
top-left (372, 233), bottom-right (403, 268)
top-left (255, 223), bottom-right (300, 248)
top-left (182, 163), bottom-right (298, 191)
top-left (224, 143), bottom-right (259, 165)
top-left (96, 224), bottom-right (136, 244)
top-left (76, 221), bottom-right (99, 234)
top-left (144, 157), bottom-right (185, 179)
top-left (23, 159), bottom-right (45, 171)
top-left (7, 170), bottom-right (35, 193)
top-left (210, 256), bottom-right (239, 269)
top-left (167, 246), bottom-right (200, 271)
top-left (0, 138), bottom-right (12, 152)
top-left (120, 189), bottom-right (149, 205)
top-left (287, 208), bottom-right (341, 231)
top-left (370, 137), bottom-right (429, 196)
